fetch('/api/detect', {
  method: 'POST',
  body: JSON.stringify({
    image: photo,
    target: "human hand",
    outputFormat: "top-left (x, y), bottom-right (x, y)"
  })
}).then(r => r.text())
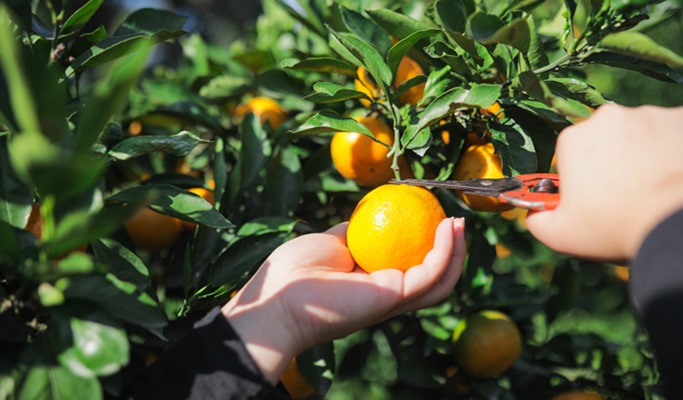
top-left (221, 217), bottom-right (466, 383)
top-left (526, 104), bottom-right (683, 262)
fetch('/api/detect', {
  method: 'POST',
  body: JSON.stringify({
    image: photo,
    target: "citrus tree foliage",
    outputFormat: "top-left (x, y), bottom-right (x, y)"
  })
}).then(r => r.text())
top-left (0, 0), bottom-right (681, 399)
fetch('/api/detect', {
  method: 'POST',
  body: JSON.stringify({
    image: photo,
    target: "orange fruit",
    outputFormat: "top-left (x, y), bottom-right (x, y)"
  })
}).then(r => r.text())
top-left (347, 184), bottom-right (446, 273)
top-left (552, 391), bottom-right (603, 400)
top-left (480, 102), bottom-right (503, 118)
top-left (465, 130), bottom-right (491, 146)
top-left (452, 142), bottom-right (514, 212)
top-left (233, 97), bottom-right (288, 129)
top-left (280, 358), bottom-right (316, 399)
top-left (613, 265), bottom-right (630, 282)
top-left (354, 56), bottom-right (425, 106)
top-left (495, 242), bottom-right (511, 259)
top-left (25, 203), bottom-right (43, 239)
top-left (451, 310), bottom-right (522, 379)
top-left (330, 116), bottom-right (395, 187)
top-left (501, 207), bottom-right (529, 230)
top-left (124, 207), bottom-right (183, 251)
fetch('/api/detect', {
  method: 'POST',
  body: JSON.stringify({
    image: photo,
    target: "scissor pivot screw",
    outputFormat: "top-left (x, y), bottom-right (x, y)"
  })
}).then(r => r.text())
top-left (533, 178), bottom-right (558, 194)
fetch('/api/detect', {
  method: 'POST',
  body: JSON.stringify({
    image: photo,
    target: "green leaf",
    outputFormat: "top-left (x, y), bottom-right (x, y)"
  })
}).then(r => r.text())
top-left (506, 106), bottom-right (559, 173)
top-left (77, 48), bottom-right (150, 152)
top-left (584, 51), bottom-right (683, 84)
top-left (53, 313), bottom-right (129, 378)
top-left (199, 75), bottom-right (251, 100)
top-left (419, 65), bottom-right (453, 106)
top-left (288, 111), bottom-right (374, 138)
top-left (328, 28), bottom-right (393, 90)
top-left (240, 114), bottom-right (271, 190)
top-left (113, 8), bottom-right (188, 37)
top-left (286, 57), bottom-right (357, 76)
top-left (264, 145), bottom-right (304, 217)
top-left (597, 31), bottom-right (683, 68)
top-left (273, 0), bottom-right (326, 38)
top-left (211, 218), bottom-right (298, 285)
top-left (14, 339), bottom-right (103, 400)
top-left (9, 136), bottom-right (106, 201)
top-left (468, 12), bottom-right (504, 43)
top-left (0, 136), bottom-right (33, 228)
top-left (545, 78), bottom-right (607, 108)
top-left (90, 238), bottom-right (152, 289)
top-left (62, 273), bottom-right (167, 327)
top-left (0, 6), bottom-right (40, 134)
top-left (471, 14), bottom-right (531, 53)
top-left (304, 82), bottom-right (369, 104)
top-left (517, 72), bottom-right (593, 118)
top-left (107, 131), bottom-right (209, 160)
top-left (490, 122), bottom-right (537, 175)
top-left (435, 0), bottom-right (468, 33)
top-left (340, 6), bottom-right (392, 57)
top-left (108, 184), bottom-right (233, 229)
top-left (61, 0), bottom-right (104, 35)
top-left (366, 9), bottom-right (435, 40)
top-left (387, 29), bottom-right (440, 75)
top-left (527, 17), bottom-right (549, 70)
top-left (405, 84), bottom-right (503, 139)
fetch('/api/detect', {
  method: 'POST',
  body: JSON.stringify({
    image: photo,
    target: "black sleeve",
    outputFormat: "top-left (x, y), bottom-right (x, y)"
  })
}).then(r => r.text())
top-left (630, 207), bottom-right (683, 399)
top-left (126, 307), bottom-right (289, 400)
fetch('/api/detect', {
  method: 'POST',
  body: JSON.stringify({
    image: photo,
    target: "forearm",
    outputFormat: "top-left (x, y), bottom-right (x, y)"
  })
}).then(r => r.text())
top-left (630, 207), bottom-right (683, 399)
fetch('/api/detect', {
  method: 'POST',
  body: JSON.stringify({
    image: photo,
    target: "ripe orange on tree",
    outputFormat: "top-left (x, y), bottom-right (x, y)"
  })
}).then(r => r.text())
top-left (347, 184), bottom-right (446, 273)
top-left (551, 391), bottom-right (603, 400)
top-left (354, 56), bottom-right (426, 106)
top-left (452, 142), bottom-right (514, 212)
top-left (330, 116), bottom-right (405, 187)
top-left (451, 310), bottom-right (522, 379)
top-left (233, 96), bottom-right (288, 129)
top-left (124, 207), bottom-right (183, 251)
top-left (279, 357), bottom-right (316, 399)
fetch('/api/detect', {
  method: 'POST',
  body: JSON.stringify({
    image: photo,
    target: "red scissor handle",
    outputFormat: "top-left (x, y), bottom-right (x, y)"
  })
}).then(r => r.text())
top-left (498, 173), bottom-right (559, 211)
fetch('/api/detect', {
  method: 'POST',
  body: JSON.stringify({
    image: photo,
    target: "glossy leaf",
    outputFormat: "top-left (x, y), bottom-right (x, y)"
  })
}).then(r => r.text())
top-left (63, 273), bottom-right (167, 327)
top-left (366, 9), bottom-right (435, 40)
top-left (61, 0), bottom-right (104, 35)
top-left (90, 238), bottom-right (152, 289)
top-left (108, 131), bottom-right (210, 160)
top-left (53, 313), bottom-right (129, 378)
top-left (287, 57), bottom-right (357, 76)
top-left (584, 51), bottom-right (683, 84)
top-left (108, 184), bottom-right (233, 229)
top-left (76, 48), bottom-right (150, 152)
top-left (304, 82), bottom-right (369, 103)
top-left (435, 0), bottom-right (468, 33)
top-left (597, 31), bottom-right (683, 68)
top-left (472, 14), bottom-right (531, 53)
top-left (404, 84), bottom-right (503, 139)
top-left (490, 122), bottom-right (538, 175)
top-left (340, 6), bottom-right (392, 57)
top-left (387, 29), bottom-right (440, 75)
top-left (0, 136), bottom-right (32, 228)
top-left (211, 218), bottom-right (298, 285)
top-left (265, 145), bottom-right (304, 217)
top-left (240, 114), bottom-right (271, 190)
top-left (288, 111), bottom-right (374, 138)
top-left (14, 339), bottom-right (103, 400)
top-left (328, 28), bottom-right (393, 89)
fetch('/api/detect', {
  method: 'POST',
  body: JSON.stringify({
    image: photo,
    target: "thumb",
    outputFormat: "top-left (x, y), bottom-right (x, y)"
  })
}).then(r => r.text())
top-left (525, 209), bottom-right (571, 254)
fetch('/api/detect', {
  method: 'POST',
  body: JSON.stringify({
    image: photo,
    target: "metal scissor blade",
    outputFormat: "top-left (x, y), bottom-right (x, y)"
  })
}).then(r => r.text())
top-left (391, 178), bottom-right (522, 196)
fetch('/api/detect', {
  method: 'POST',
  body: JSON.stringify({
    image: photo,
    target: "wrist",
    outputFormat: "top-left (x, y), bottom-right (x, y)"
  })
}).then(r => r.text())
top-left (221, 290), bottom-right (301, 384)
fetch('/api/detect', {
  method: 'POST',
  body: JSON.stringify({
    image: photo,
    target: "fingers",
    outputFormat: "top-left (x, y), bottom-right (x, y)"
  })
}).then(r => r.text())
top-left (324, 222), bottom-right (349, 246)
top-left (398, 218), bottom-right (466, 313)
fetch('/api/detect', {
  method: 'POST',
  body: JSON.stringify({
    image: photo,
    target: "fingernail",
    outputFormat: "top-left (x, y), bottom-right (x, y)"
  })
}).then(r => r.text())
top-left (453, 217), bottom-right (465, 228)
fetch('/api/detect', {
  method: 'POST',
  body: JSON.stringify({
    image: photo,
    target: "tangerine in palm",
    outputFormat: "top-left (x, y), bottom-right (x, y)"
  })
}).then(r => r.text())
top-left (347, 184), bottom-right (446, 273)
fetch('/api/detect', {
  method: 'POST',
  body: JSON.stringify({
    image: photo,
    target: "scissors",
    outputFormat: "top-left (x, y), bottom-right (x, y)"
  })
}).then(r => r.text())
top-left (390, 173), bottom-right (560, 211)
